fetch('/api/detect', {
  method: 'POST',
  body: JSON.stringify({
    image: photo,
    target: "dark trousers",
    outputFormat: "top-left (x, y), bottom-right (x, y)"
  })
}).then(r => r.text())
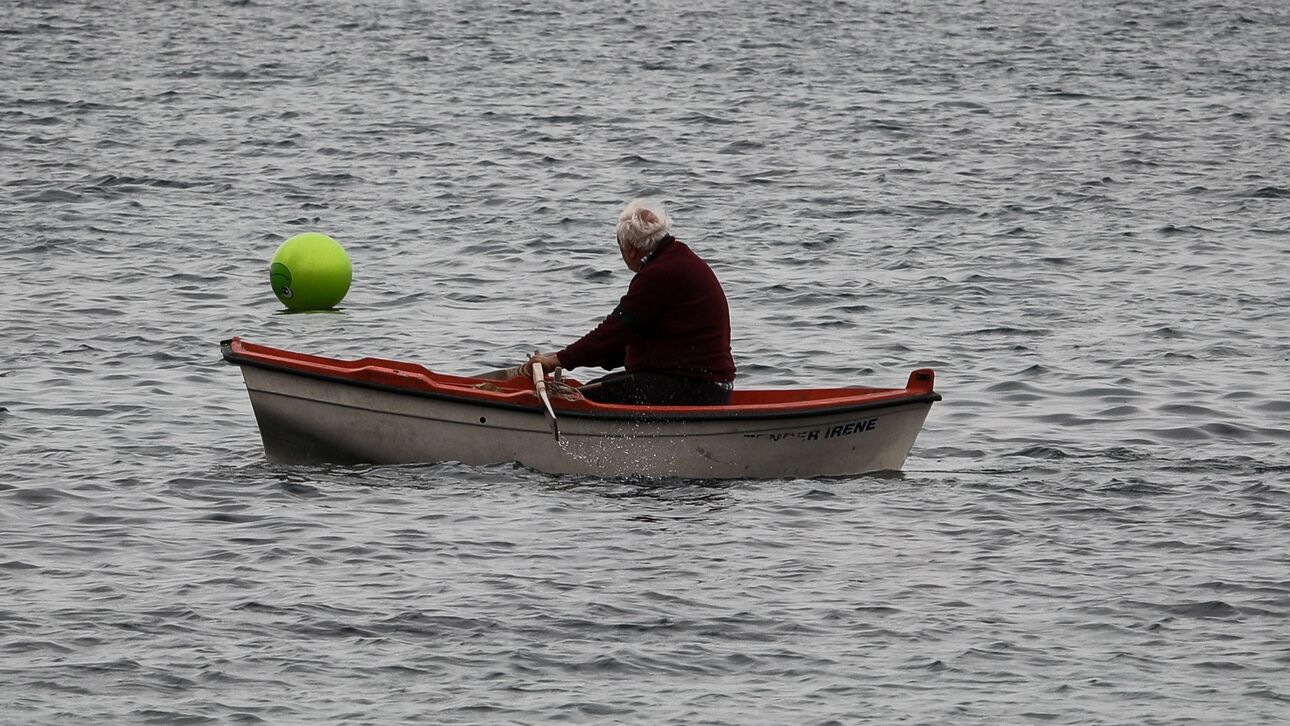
top-left (583, 371), bottom-right (732, 406)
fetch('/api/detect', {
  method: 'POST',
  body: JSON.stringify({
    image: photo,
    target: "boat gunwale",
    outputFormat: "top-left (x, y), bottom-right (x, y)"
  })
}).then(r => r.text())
top-left (221, 338), bottom-right (942, 423)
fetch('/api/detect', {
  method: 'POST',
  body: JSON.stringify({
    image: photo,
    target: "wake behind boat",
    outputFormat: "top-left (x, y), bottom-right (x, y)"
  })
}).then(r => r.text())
top-left (220, 337), bottom-right (942, 479)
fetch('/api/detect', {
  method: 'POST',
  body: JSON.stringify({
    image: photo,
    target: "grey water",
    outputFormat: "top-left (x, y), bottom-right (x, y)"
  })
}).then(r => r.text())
top-left (3, 0), bottom-right (1289, 723)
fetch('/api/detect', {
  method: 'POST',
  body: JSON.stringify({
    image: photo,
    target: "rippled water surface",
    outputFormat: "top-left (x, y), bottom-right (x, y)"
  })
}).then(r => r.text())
top-left (4, 0), bottom-right (1289, 723)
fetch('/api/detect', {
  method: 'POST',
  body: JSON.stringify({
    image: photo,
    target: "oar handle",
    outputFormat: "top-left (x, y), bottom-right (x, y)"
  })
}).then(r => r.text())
top-left (531, 359), bottom-right (560, 441)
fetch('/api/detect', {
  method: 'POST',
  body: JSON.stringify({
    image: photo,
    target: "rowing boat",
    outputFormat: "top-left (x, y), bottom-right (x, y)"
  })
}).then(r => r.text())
top-left (220, 337), bottom-right (941, 479)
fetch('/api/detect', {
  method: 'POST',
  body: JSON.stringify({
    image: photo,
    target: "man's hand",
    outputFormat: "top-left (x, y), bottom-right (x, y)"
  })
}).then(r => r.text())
top-left (522, 352), bottom-right (561, 378)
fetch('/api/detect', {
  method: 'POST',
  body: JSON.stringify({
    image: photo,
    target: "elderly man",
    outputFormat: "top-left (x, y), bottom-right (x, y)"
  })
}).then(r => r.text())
top-left (526, 199), bottom-right (735, 405)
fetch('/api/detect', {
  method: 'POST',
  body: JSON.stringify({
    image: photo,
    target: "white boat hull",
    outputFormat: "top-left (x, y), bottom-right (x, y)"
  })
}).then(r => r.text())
top-left (237, 364), bottom-right (937, 479)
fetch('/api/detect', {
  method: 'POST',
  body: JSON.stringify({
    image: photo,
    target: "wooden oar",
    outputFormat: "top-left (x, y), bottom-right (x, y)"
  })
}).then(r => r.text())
top-left (531, 359), bottom-right (560, 441)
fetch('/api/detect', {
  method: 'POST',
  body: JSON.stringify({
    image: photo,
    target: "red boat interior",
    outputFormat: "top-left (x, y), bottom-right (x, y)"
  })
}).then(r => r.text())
top-left (222, 337), bottom-right (937, 414)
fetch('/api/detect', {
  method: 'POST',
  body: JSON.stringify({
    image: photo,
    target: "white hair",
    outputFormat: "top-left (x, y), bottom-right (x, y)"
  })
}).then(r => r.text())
top-left (616, 199), bottom-right (672, 253)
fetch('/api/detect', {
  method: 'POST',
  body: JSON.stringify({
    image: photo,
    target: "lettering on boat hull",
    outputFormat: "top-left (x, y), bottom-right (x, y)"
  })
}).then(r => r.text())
top-left (743, 417), bottom-right (878, 443)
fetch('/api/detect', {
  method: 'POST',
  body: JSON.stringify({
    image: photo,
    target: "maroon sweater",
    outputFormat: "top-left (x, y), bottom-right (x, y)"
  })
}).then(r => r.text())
top-left (558, 237), bottom-right (735, 383)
